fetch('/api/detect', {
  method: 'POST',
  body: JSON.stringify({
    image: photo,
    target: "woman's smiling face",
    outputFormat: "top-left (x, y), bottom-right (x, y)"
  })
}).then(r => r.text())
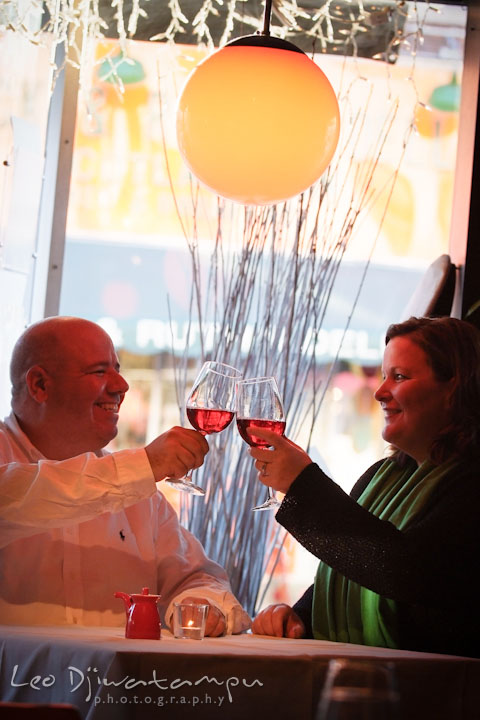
top-left (374, 336), bottom-right (455, 464)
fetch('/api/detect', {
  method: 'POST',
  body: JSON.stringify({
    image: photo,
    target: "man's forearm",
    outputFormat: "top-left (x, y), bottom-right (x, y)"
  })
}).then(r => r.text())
top-left (0, 449), bottom-right (156, 547)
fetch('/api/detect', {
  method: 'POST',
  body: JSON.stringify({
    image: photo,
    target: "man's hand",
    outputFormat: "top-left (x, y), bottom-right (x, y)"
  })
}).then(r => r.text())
top-left (180, 596), bottom-right (226, 637)
top-left (145, 427), bottom-right (209, 482)
top-left (247, 428), bottom-right (311, 495)
top-left (252, 603), bottom-right (305, 639)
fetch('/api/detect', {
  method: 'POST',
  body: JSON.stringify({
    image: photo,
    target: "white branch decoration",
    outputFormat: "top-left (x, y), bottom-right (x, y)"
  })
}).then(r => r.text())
top-left (158, 63), bottom-right (410, 613)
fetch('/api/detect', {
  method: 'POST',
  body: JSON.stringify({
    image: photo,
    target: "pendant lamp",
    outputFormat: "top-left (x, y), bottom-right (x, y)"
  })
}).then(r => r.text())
top-left (176, 0), bottom-right (341, 206)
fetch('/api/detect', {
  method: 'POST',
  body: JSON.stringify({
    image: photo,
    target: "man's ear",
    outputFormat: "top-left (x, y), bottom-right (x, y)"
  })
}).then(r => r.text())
top-left (25, 366), bottom-right (50, 403)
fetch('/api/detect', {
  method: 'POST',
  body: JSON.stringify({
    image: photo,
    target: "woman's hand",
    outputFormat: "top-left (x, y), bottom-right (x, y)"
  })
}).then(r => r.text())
top-left (252, 603), bottom-right (305, 638)
top-left (247, 428), bottom-right (312, 495)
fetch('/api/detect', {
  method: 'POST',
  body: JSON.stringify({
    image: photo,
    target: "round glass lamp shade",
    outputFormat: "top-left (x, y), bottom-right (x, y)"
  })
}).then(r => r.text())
top-left (176, 39), bottom-right (341, 205)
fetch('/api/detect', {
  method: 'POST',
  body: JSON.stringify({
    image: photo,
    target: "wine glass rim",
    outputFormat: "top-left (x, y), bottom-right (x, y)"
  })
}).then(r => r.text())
top-left (322, 658), bottom-right (398, 696)
top-left (201, 361), bottom-right (242, 377)
top-left (238, 376), bottom-right (277, 384)
top-left (327, 659), bottom-right (395, 672)
top-left (199, 367), bottom-right (243, 379)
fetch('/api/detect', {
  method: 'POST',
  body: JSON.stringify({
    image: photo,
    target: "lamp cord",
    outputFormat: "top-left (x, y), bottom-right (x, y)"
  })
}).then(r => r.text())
top-left (262, 0), bottom-right (273, 36)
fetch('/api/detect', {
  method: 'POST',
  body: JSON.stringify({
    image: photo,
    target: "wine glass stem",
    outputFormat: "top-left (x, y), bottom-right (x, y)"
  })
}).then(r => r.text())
top-left (261, 463), bottom-right (276, 502)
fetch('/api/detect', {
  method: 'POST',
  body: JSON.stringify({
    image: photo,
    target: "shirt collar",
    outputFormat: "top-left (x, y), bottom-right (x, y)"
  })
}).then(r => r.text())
top-left (4, 412), bottom-right (109, 460)
top-left (4, 412), bottom-right (46, 462)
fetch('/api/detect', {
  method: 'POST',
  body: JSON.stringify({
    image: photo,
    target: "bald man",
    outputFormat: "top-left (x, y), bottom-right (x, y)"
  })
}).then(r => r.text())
top-left (0, 316), bottom-right (249, 635)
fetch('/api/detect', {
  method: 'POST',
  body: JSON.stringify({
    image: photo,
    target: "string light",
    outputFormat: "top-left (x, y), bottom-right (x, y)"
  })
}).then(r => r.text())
top-left (2, 0), bottom-right (410, 92)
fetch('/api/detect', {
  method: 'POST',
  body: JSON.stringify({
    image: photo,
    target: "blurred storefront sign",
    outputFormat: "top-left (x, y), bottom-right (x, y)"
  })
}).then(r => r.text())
top-left (60, 239), bottom-right (422, 364)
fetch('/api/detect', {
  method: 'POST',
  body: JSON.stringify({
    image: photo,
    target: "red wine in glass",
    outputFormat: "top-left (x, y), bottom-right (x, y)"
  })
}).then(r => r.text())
top-left (187, 408), bottom-right (235, 435)
top-left (236, 376), bottom-right (286, 511)
top-left (236, 418), bottom-right (286, 448)
top-left (166, 362), bottom-right (241, 496)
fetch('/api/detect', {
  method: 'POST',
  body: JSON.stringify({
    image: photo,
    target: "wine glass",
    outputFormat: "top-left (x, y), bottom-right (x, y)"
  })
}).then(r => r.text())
top-left (316, 659), bottom-right (400, 720)
top-left (166, 361), bottom-right (242, 495)
top-left (236, 376), bottom-right (286, 511)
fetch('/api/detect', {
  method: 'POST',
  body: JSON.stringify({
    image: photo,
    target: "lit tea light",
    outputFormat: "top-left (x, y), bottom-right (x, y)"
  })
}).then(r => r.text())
top-left (173, 602), bottom-right (208, 640)
top-left (180, 618), bottom-right (203, 640)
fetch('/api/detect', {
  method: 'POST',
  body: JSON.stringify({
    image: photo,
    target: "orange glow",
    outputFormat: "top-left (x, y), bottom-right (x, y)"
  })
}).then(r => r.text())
top-left (415, 104), bottom-right (458, 138)
top-left (176, 45), bottom-right (340, 205)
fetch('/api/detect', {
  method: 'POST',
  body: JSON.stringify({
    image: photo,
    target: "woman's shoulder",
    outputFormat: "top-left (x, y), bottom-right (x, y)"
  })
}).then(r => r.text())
top-left (290, 458), bottom-right (390, 502)
top-left (349, 459), bottom-right (389, 500)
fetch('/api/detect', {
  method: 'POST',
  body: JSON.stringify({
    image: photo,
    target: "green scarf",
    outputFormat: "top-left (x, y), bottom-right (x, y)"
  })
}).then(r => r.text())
top-left (312, 457), bottom-right (458, 648)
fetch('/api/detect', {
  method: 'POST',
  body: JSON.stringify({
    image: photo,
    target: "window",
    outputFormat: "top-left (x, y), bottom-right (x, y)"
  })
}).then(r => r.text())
top-left (60, 3), bottom-right (467, 609)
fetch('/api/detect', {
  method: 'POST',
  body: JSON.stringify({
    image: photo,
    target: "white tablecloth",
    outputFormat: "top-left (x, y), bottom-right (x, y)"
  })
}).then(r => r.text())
top-left (0, 625), bottom-right (479, 719)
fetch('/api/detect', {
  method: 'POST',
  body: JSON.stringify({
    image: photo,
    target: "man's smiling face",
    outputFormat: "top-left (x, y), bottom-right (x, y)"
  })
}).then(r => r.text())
top-left (43, 322), bottom-right (129, 456)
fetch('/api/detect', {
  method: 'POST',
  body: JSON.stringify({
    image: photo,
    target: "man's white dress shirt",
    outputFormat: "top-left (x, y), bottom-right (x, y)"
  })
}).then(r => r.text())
top-left (0, 413), bottom-right (250, 633)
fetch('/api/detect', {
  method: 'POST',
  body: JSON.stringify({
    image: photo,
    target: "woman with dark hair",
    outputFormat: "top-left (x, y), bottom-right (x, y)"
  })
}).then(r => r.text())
top-left (250, 316), bottom-right (480, 657)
